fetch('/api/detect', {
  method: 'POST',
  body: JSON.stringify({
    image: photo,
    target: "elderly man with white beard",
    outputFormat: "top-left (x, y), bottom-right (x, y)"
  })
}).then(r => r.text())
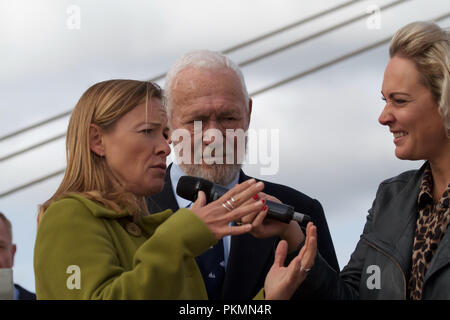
top-left (146, 50), bottom-right (338, 300)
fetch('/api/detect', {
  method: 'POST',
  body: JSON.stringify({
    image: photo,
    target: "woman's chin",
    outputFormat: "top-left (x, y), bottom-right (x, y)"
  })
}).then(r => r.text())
top-left (148, 180), bottom-right (166, 195)
top-left (395, 151), bottom-right (408, 160)
top-left (395, 148), bottom-right (422, 161)
top-left (130, 180), bottom-right (165, 197)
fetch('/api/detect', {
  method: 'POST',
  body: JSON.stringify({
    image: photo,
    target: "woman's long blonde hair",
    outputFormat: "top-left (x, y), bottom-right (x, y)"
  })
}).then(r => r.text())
top-left (37, 79), bottom-right (164, 225)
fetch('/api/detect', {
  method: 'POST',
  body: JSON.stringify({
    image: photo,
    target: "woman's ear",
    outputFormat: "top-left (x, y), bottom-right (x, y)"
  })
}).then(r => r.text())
top-left (89, 124), bottom-right (105, 157)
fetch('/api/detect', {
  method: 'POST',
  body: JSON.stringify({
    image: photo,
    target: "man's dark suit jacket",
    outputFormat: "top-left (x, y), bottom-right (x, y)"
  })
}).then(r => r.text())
top-left (14, 284), bottom-right (36, 300)
top-left (146, 164), bottom-right (339, 300)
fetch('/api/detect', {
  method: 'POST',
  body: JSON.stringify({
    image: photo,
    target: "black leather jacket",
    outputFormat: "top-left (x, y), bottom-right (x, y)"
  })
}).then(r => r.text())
top-left (297, 163), bottom-right (450, 299)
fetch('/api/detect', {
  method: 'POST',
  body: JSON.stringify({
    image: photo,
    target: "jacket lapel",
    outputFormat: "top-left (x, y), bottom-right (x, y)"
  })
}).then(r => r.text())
top-left (423, 212), bottom-right (450, 284)
top-left (222, 233), bottom-right (274, 299)
top-left (365, 165), bottom-right (427, 276)
top-left (146, 163), bottom-right (180, 213)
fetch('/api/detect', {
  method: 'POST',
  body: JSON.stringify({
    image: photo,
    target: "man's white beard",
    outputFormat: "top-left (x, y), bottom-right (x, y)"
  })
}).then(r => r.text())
top-left (175, 132), bottom-right (248, 186)
top-left (178, 162), bottom-right (242, 186)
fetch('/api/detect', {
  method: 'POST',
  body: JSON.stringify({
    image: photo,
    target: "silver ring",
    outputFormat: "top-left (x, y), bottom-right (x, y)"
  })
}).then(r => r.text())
top-left (299, 265), bottom-right (311, 273)
top-left (230, 196), bottom-right (236, 203)
top-left (226, 200), bottom-right (234, 209)
top-left (222, 202), bottom-right (232, 212)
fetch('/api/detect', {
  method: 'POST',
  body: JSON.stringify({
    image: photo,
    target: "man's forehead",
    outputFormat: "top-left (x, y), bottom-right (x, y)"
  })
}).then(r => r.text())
top-left (179, 100), bottom-right (243, 117)
top-left (172, 68), bottom-right (246, 111)
top-left (172, 68), bottom-right (244, 97)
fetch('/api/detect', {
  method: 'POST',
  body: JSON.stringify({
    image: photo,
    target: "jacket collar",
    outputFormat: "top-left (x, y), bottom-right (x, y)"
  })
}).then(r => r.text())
top-left (364, 161), bottom-right (450, 283)
top-left (67, 193), bottom-right (174, 228)
top-left (363, 163), bottom-right (427, 275)
top-left (66, 193), bottom-right (130, 219)
top-left (424, 226), bottom-right (450, 284)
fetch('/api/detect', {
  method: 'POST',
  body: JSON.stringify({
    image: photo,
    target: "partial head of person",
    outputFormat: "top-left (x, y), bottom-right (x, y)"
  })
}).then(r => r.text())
top-left (38, 80), bottom-right (171, 224)
top-left (0, 212), bottom-right (16, 269)
top-left (379, 21), bottom-right (450, 162)
top-left (164, 50), bottom-right (252, 186)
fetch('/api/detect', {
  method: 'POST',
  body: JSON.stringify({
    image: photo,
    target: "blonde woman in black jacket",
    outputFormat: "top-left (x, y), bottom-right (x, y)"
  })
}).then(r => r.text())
top-left (263, 21), bottom-right (450, 300)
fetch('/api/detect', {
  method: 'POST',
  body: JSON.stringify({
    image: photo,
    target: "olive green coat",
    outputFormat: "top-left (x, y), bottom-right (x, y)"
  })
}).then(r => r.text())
top-left (34, 194), bottom-right (217, 299)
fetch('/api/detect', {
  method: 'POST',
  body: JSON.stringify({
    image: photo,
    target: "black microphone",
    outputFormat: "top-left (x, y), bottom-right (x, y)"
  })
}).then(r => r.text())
top-left (176, 176), bottom-right (311, 224)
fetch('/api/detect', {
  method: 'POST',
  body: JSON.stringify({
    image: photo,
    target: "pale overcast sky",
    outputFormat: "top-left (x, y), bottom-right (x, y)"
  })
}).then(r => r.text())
top-left (0, 0), bottom-right (449, 292)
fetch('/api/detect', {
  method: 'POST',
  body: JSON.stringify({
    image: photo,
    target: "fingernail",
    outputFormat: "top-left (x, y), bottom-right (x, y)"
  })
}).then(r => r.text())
top-left (256, 181), bottom-right (263, 188)
top-left (263, 205), bottom-right (268, 211)
top-left (247, 179), bottom-right (256, 185)
top-left (253, 195), bottom-right (259, 200)
top-left (261, 199), bottom-right (266, 204)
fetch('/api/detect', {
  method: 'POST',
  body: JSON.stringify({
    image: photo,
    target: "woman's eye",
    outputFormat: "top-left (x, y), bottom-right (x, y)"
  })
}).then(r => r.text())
top-left (381, 96), bottom-right (386, 102)
top-left (394, 99), bottom-right (408, 104)
top-left (140, 129), bottom-right (152, 134)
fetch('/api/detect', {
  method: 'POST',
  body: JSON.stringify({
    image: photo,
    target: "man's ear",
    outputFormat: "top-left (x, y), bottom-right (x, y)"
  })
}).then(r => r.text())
top-left (246, 98), bottom-right (253, 128)
top-left (89, 124), bottom-right (105, 157)
top-left (11, 244), bottom-right (16, 267)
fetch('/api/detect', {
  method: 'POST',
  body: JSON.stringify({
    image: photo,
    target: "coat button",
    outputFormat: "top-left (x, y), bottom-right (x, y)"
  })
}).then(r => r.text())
top-left (125, 222), bottom-right (142, 237)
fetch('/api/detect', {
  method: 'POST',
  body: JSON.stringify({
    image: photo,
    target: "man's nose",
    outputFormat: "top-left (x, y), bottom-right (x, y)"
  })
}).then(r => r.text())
top-left (202, 120), bottom-right (225, 144)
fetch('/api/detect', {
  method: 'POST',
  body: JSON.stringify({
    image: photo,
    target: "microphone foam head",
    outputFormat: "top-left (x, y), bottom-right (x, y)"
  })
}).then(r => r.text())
top-left (176, 176), bottom-right (214, 202)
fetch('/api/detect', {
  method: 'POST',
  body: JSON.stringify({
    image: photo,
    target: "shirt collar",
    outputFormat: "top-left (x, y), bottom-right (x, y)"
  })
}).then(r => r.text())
top-left (418, 162), bottom-right (434, 208)
top-left (170, 163), bottom-right (240, 208)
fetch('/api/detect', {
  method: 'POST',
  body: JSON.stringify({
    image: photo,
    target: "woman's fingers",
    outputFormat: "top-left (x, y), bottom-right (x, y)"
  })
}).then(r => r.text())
top-left (240, 205), bottom-right (267, 225)
top-left (263, 223), bottom-right (318, 300)
top-left (225, 223), bottom-right (253, 236)
top-left (274, 240), bottom-right (288, 268)
top-left (301, 224), bottom-right (317, 270)
top-left (258, 192), bottom-right (281, 204)
top-left (292, 223), bottom-right (317, 272)
top-left (218, 179), bottom-right (264, 210)
top-left (250, 208), bottom-right (268, 227)
top-left (227, 199), bottom-right (265, 222)
top-left (218, 201), bottom-right (265, 238)
top-left (191, 190), bottom-right (207, 210)
top-left (192, 179), bottom-right (267, 239)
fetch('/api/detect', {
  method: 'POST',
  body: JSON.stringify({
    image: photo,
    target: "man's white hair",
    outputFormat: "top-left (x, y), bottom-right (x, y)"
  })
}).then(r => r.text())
top-left (164, 50), bottom-right (249, 119)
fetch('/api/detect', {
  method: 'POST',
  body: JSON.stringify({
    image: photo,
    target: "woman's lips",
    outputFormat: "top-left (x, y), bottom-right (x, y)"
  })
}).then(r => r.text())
top-left (392, 131), bottom-right (408, 145)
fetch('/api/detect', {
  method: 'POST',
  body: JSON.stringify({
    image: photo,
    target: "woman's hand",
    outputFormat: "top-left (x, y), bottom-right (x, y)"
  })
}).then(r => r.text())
top-left (189, 179), bottom-right (266, 239)
top-left (264, 222), bottom-right (317, 300)
top-left (240, 192), bottom-right (305, 252)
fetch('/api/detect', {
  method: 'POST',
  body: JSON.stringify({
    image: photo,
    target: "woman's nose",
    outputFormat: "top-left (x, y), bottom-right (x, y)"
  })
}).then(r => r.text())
top-left (378, 104), bottom-right (395, 126)
top-left (157, 135), bottom-right (171, 157)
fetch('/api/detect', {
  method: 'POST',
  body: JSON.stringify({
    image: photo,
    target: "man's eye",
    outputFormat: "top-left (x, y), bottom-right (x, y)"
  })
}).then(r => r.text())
top-left (221, 117), bottom-right (237, 122)
top-left (140, 129), bottom-right (153, 134)
top-left (381, 96), bottom-right (386, 102)
top-left (394, 99), bottom-right (408, 104)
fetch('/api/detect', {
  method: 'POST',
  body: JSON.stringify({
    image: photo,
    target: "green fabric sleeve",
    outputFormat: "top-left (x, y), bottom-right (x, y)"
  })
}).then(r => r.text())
top-left (34, 198), bottom-right (216, 299)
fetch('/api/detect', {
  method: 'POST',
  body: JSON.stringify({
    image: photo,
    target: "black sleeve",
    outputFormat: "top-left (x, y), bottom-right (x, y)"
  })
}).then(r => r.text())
top-left (309, 199), bottom-right (340, 272)
top-left (289, 196), bottom-right (379, 300)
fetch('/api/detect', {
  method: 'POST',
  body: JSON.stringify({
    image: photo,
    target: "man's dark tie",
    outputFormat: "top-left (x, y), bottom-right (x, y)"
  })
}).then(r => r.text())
top-left (195, 239), bottom-right (226, 300)
top-left (185, 202), bottom-right (226, 299)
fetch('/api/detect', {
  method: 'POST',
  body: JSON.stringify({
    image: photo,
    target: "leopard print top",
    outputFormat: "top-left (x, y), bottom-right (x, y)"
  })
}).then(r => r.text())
top-left (408, 164), bottom-right (450, 300)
